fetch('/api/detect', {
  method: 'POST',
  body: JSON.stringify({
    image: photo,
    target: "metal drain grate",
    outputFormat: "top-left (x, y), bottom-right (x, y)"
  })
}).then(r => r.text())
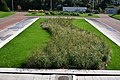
top-left (58, 76), bottom-right (69, 80)
top-left (56, 75), bottom-right (73, 80)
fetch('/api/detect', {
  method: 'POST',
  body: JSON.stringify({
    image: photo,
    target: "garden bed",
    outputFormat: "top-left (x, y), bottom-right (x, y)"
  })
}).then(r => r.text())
top-left (24, 18), bottom-right (111, 69)
top-left (0, 18), bottom-right (120, 70)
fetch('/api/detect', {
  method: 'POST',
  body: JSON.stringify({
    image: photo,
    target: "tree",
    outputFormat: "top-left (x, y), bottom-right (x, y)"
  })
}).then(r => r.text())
top-left (0, 0), bottom-right (10, 11)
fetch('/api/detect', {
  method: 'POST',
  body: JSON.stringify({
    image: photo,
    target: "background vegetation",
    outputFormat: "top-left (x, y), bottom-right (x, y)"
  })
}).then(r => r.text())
top-left (4, 0), bottom-right (119, 11)
top-left (0, 0), bottom-right (10, 11)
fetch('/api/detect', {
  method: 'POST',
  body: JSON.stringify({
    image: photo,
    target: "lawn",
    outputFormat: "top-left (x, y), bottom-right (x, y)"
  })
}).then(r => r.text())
top-left (78, 13), bottom-right (99, 18)
top-left (109, 14), bottom-right (120, 20)
top-left (0, 11), bottom-right (15, 18)
top-left (0, 18), bottom-right (50, 67)
top-left (72, 19), bottom-right (120, 70)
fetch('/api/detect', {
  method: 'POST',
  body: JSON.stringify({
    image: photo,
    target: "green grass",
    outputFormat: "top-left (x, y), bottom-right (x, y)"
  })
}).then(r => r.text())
top-left (0, 11), bottom-right (15, 18)
top-left (0, 18), bottom-right (50, 68)
top-left (26, 12), bottom-right (99, 18)
top-left (79, 13), bottom-right (99, 18)
top-left (26, 13), bottom-right (46, 16)
top-left (72, 19), bottom-right (120, 70)
top-left (109, 14), bottom-right (120, 20)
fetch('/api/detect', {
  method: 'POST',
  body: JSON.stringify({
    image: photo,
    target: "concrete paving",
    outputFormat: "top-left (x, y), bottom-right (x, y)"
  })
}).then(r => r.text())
top-left (0, 17), bottom-right (39, 48)
top-left (0, 68), bottom-right (120, 80)
top-left (85, 14), bottom-right (120, 47)
top-left (85, 18), bottom-right (120, 46)
top-left (96, 14), bottom-right (120, 32)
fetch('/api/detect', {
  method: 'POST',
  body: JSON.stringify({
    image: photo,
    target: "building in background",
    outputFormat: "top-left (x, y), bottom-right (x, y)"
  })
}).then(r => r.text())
top-left (63, 7), bottom-right (87, 12)
top-left (112, 0), bottom-right (120, 4)
top-left (88, 0), bottom-right (120, 4)
top-left (105, 7), bottom-right (119, 14)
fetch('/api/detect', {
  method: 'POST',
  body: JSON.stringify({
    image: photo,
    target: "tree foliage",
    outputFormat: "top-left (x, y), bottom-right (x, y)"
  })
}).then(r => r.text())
top-left (0, 0), bottom-right (10, 11)
top-left (5, 0), bottom-right (114, 11)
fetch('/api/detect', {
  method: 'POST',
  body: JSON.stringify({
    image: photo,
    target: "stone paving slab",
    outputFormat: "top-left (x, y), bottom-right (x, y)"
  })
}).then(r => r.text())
top-left (95, 18), bottom-right (120, 32)
top-left (0, 12), bottom-right (27, 30)
top-left (0, 74), bottom-right (120, 80)
top-left (0, 68), bottom-right (120, 80)
top-left (0, 17), bottom-right (39, 48)
top-left (85, 18), bottom-right (120, 46)
top-left (96, 14), bottom-right (120, 32)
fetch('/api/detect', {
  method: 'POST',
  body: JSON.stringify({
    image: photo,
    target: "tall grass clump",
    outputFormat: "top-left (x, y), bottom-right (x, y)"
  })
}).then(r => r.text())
top-left (24, 18), bottom-right (111, 69)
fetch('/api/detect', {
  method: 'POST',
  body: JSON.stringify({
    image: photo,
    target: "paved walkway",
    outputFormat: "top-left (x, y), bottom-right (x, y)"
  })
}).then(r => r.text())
top-left (0, 68), bottom-right (120, 80)
top-left (0, 12), bottom-right (27, 30)
top-left (0, 17), bottom-right (39, 48)
top-left (85, 14), bottom-right (120, 46)
top-left (96, 14), bottom-right (120, 32)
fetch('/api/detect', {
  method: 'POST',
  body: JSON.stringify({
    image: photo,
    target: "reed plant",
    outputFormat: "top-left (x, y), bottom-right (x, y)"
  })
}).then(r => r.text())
top-left (25, 18), bottom-right (111, 69)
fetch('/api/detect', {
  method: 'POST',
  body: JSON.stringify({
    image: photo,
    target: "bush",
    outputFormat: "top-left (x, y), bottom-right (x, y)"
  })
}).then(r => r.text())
top-left (24, 19), bottom-right (111, 69)
top-left (45, 12), bottom-right (51, 15)
top-left (31, 12), bottom-right (37, 14)
top-left (63, 12), bottom-right (70, 15)
top-left (88, 13), bottom-right (93, 16)
top-left (50, 11), bottom-right (57, 15)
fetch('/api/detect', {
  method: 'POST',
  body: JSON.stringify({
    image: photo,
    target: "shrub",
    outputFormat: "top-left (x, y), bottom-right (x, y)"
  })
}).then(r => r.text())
top-left (63, 12), bottom-right (70, 15)
top-left (25, 51), bottom-right (51, 68)
top-left (24, 19), bottom-right (111, 69)
top-left (50, 11), bottom-right (58, 15)
top-left (88, 13), bottom-right (93, 16)
top-left (31, 12), bottom-right (37, 14)
top-left (45, 12), bottom-right (51, 15)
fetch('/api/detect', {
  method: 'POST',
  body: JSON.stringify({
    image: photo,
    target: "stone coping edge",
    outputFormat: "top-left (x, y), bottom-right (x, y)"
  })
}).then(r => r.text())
top-left (0, 68), bottom-right (120, 76)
